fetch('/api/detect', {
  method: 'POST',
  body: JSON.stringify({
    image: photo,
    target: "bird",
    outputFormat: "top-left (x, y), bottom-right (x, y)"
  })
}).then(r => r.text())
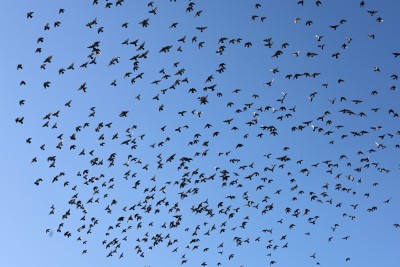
top-left (27, 12), bottom-right (34, 19)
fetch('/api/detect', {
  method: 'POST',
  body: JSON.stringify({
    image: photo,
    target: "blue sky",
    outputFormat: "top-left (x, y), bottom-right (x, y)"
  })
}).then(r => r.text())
top-left (1, 0), bottom-right (399, 266)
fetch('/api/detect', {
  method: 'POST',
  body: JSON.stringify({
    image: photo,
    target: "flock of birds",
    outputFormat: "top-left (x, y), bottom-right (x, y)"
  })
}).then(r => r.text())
top-left (14, 0), bottom-right (400, 266)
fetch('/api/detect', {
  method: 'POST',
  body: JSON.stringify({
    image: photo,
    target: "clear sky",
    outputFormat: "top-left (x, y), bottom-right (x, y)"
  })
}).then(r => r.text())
top-left (1, 0), bottom-right (399, 266)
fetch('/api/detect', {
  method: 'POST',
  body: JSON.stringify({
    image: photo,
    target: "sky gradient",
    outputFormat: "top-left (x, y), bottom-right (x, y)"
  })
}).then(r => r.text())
top-left (1, 1), bottom-right (399, 266)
